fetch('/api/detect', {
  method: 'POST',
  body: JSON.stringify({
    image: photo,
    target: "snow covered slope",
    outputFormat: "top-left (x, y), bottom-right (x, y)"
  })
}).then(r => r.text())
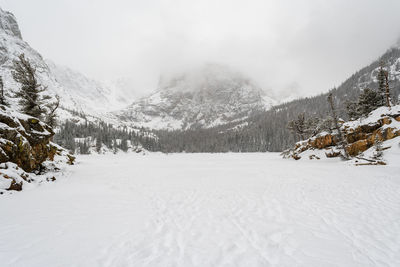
top-left (46, 61), bottom-right (135, 114)
top-left (1, 153), bottom-right (399, 266)
top-left (0, 7), bottom-right (134, 119)
top-left (116, 64), bottom-right (277, 130)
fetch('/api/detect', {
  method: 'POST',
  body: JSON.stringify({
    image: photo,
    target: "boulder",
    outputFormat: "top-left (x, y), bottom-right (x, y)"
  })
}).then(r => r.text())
top-left (346, 140), bottom-right (368, 156)
top-left (309, 134), bottom-right (336, 149)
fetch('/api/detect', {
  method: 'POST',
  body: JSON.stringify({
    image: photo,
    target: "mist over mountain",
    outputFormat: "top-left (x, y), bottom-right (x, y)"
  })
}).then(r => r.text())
top-left (116, 63), bottom-right (276, 130)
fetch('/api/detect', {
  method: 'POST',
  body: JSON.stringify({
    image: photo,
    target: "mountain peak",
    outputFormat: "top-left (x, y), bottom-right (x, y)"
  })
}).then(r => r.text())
top-left (117, 63), bottom-right (276, 130)
top-left (158, 63), bottom-right (250, 94)
top-left (0, 8), bottom-right (22, 39)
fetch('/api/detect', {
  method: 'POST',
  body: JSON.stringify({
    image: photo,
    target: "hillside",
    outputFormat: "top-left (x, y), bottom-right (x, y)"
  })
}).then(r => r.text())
top-left (152, 44), bottom-right (400, 152)
top-left (0, 7), bottom-right (133, 120)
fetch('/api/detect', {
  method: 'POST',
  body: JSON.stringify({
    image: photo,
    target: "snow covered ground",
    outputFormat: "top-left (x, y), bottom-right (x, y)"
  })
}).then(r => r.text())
top-left (1, 153), bottom-right (400, 267)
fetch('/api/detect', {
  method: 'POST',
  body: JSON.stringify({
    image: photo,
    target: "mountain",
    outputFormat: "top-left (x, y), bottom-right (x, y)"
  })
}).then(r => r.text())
top-left (116, 64), bottom-right (277, 130)
top-left (46, 61), bottom-right (132, 115)
top-left (0, 7), bottom-right (133, 122)
top-left (153, 44), bottom-right (400, 153)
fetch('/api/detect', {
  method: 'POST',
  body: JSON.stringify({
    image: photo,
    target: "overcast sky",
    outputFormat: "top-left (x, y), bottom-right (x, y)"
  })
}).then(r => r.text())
top-left (1, 0), bottom-right (400, 98)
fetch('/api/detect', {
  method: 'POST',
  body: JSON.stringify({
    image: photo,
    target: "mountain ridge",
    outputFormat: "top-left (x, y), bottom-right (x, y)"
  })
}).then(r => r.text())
top-left (117, 63), bottom-right (277, 130)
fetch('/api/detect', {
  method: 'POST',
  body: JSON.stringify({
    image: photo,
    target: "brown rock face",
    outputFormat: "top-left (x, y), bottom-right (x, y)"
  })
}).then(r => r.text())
top-left (345, 126), bottom-right (400, 156)
top-left (378, 117), bottom-right (392, 126)
top-left (286, 108), bottom-right (400, 160)
top-left (309, 134), bottom-right (336, 149)
top-left (346, 140), bottom-right (368, 156)
top-left (0, 106), bottom-right (55, 172)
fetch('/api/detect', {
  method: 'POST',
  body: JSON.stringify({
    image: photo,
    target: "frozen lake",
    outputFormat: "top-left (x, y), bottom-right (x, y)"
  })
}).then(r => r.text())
top-left (1, 153), bottom-right (399, 266)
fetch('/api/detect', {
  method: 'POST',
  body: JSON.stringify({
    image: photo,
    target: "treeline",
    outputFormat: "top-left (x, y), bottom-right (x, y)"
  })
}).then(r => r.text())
top-left (54, 47), bottom-right (399, 154)
top-left (154, 49), bottom-right (400, 153)
top-left (54, 121), bottom-right (160, 154)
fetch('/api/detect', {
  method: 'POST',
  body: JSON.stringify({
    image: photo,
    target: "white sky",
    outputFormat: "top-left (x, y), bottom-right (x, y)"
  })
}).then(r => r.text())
top-left (1, 0), bottom-right (400, 99)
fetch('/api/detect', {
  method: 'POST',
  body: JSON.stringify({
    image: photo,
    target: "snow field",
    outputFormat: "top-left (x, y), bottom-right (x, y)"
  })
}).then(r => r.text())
top-left (0, 153), bottom-right (400, 267)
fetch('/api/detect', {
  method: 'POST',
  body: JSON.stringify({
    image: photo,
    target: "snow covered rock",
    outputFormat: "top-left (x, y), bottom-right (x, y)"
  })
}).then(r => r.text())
top-left (0, 105), bottom-right (74, 192)
top-left (0, 162), bottom-right (30, 191)
top-left (0, 105), bottom-right (56, 172)
top-left (0, 8), bottom-right (21, 39)
top-left (283, 105), bottom-right (400, 164)
top-left (116, 64), bottom-right (277, 130)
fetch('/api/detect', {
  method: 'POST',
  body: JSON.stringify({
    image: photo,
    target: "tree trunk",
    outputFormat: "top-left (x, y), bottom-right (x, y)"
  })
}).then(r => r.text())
top-left (384, 71), bottom-right (391, 108)
top-left (327, 93), bottom-right (349, 159)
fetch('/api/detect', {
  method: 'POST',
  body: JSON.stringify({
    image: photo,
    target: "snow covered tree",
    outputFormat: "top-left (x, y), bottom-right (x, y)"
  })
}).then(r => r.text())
top-left (377, 61), bottom-right (391, 107)
top-left (12, 54), bottom-right (49, 118)
top-left (346, 88), bottom-right (382, 119)
top-left (315, 116), bottom-right (335, 133)
top-left (357, 88), bottom-right (383, 116)
top-left (121, 138), bottom-right (128, 152)
top-left (305, 117), bottom-right (321, 137)
top-left (345, 101), bottom-right (360, 120)
top-left (79, 141), bottom-right (90, 154)
top-left (288, 113), bottom-right (321, 140)
top-left (96, 133), bottom-right (102, 153)
top-left (113, 139), bottom-right (118, 154)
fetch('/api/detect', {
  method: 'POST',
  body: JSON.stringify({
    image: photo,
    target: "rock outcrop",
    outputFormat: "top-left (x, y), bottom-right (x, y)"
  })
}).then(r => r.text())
top-left (0, 8), bottom-right (22, 39)
top-left (0, 105), bottom-right (74, 192)
top-left (0, 105), bottom-right (56, 172)
top-left (283, 105), bottom-right (400, 163)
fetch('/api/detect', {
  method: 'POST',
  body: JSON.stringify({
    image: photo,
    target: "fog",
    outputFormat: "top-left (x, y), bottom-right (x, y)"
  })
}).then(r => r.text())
top-left (1, 0), bottom-right (400, 99)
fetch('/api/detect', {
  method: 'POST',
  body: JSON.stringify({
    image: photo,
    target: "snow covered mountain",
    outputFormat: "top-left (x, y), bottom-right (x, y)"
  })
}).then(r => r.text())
top-left (116, 64), bottom-right (277, 130)
top-left (0, 7), bottom-right (133, 121)
top-left (46, 61), bottom-right (136, 115)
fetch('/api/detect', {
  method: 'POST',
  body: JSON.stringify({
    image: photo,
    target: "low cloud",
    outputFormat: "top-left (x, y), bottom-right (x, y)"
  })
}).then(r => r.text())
top-left (2, 0), bottom-right (400, 99)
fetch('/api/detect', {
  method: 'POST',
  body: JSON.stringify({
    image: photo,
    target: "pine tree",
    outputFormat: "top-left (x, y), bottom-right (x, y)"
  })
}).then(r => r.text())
top-left (96, 133), bottom-right (102, 153)
top-left (121, 138), bottom-right (128, 152)
top-left (113, 139), bottom-right (118, 154)
top-left (345, 100), bottom-right (360, 120)
top-left (377, 61), bottom-right (391, 107)
top-left (12, 54), bottom-right (48, 118)
top-left (357, 88), bottom-right (382, 116)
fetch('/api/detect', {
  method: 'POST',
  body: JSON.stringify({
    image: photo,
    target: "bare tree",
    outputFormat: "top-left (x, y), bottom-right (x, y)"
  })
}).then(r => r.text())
top-left (45, 95), bottom-right (60, 128)
top-left (327, 93), bottom-right (349, 159)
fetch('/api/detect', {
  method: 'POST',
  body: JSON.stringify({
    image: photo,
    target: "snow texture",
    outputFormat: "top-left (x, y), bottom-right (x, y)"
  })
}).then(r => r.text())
top-left (1, 153), bottom-right (399, 266)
